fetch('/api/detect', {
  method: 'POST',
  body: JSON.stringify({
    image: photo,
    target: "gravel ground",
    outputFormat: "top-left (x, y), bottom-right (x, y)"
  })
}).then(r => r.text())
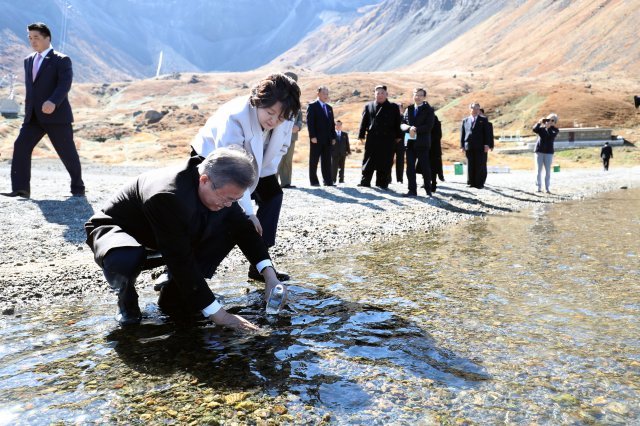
top-left (1, 159), bottom-right (639, 314)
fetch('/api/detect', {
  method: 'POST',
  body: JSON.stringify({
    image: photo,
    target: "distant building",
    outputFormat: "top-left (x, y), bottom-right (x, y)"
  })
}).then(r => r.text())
top-left (0, 98), bottom-right (19, 118)
top-left (496, 127), bottom-right (622, 154)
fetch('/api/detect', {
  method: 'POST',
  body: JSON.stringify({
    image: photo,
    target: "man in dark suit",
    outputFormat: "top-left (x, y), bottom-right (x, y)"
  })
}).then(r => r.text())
top-left (479, 108), bottom-right (495, 186)
top-left (392, 102), bottom-right (405, 184)
top-left (600, 141), bottom-right (613, 171)
top-left (460, 102), bottom-right (492, 189)
top-left (331, 120), bottom-right (351, 184)
top-left (85, 147), bottom-right (284, 330)
top-left (401, 88), bottom-right (435, 197)
top-left (358, 85), bottom-right (402, 189)
top-left (429, 114), bottom-right (445, 192)
top-left (2, 22), bottom-right (84, 199)
top-left (306, 86), bottom-right (336, 186)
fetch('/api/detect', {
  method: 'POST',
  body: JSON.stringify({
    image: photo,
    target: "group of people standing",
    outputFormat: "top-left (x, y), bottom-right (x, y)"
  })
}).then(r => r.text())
top-left (5, 22), bottom-right (617, 333)
top-left (297, 84), bottom-right (445, 197)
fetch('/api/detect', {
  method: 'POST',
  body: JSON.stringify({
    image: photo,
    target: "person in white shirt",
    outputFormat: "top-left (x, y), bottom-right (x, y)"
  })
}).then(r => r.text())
top-left (191, 73), bottom-right (301, 282)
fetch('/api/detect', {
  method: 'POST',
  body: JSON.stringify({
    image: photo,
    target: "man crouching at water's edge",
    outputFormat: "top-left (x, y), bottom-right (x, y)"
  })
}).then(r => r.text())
top-left (85, 146), bottom-right (286, 330)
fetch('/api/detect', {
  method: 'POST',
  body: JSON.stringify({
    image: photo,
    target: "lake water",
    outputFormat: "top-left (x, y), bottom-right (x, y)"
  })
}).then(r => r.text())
top-left (0, 188), bottom-right (638, 424)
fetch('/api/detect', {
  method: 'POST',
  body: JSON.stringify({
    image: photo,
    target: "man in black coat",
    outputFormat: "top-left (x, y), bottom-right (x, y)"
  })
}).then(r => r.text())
top-left (331, 120), bottom-right (351, 184)
top-left (401, 88), bottom-right (435, 197)
top-left (306, 85), bottom-right (337, 186)
top-left (358, 85), bottom-right (402, 189)
top-left (600, 141), bottom-right (613, 171)
top-left (460, 102), bottom-right (492, 189)
top-left (429, 114), bottom-right (445, 192)
top-left (85, 147), bottom-right (283, 330)
top-left (2, 22), bottom-right (84, 199)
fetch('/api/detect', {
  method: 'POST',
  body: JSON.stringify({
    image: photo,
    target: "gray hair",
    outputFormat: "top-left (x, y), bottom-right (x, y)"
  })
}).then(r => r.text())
top-left (546, 113), bottom-right (559, 123)
top-left (198, 145), bottom-right (257, 190)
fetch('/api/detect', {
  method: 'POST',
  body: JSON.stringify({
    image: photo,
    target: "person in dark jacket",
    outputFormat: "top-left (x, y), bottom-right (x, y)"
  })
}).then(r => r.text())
top-left (600, 141), bottom-right (613, 171)
top-left (307, 86), bottom-right (337, 186)
top-left (2, 22), bottom-right (84, 199)
top-left (401, 88), bottom-right (435, 197)
top-left (358, 85), bottom-right (402, 189)
top-left (460, 102), bottom-right (492, 189)
top-left (533, 113), bottom-right (560, 193)
top-left (392, 103), bottom-right (405, 184)
top-left (429, 114), bottom-right (445, 192)
top-left (331, 120), bottom-right (351, 183)
top-left (85, 147), bottom-right (284, 330)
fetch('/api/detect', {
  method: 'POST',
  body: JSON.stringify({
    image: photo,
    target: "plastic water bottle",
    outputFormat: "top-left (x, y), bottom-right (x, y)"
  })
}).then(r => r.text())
top-left (266, 284), bottom-right (285, 315)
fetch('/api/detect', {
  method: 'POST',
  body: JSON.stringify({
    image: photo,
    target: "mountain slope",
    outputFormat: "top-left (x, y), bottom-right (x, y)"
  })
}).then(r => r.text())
top-left (271, 0), bottom-right (507, 72)
top-left (0, 0), bottom-right (378, 83)
top-left (407, 0), bottom-right (640, 77)
top-left (272, 0), bottom-right (639, 78)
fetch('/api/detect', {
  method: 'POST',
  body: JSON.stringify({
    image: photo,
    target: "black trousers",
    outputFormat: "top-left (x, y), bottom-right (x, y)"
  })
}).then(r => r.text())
top-left (602, 157), bottom-right (610, 170)
top-left (331, 152), bottom-right (347, 183)
top-left (361, 145), bottom-right (393, 187)
top-left (392, 142), bottom-right (405, 182)
top-left (406, 142), bottom-right (431, 195)
top-left (465, 148), bottom-right (487, 188)
top-left (100, 231), bottom-right (237, 316)
top-left (251, 174), bottom-right (283, 248)
top-left (309, 142), bottom-right (332, 185)
top-left (11, 116), bottom-right (84, 194)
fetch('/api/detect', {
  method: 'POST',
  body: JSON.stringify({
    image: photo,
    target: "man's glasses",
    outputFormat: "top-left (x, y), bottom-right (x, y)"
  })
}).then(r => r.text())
top-left (210, 179), bottom-right (243, 204)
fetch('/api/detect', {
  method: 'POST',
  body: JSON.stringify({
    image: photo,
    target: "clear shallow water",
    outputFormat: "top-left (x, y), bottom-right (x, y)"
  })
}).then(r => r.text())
top-left (0, 188), bottom-right (638, 424)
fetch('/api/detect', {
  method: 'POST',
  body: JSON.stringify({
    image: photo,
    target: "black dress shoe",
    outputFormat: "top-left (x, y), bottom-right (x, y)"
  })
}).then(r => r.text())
top-left (2, 190), bottom-right (30, 198)
top-left (116, 310), bottom-right (142, 326)
top-left (116, 301), bottom-right (142, 326)
top-left (357, 183), bottom-right (371, 187)
top-left (310, 183), bottom-right (320, 187)
top-left (248, 264), bottom-right (290, 282)
top-left (403, 192), bottom-right (417, 197)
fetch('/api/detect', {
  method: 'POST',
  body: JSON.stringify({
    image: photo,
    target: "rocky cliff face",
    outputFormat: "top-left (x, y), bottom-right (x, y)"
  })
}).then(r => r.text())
top-left (270, 0), bottom-right (507, 72)
top-left (273, 0), bottom-right (640, 77)
top-left (0, 0), bottom-right (378, 82)
top-left (1, 0), bottom-right (637, 84)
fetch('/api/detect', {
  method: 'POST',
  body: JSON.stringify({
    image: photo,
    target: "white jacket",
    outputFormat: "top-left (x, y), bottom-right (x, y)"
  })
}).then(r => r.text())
top-left (192, 96), bottom-right (293, 215)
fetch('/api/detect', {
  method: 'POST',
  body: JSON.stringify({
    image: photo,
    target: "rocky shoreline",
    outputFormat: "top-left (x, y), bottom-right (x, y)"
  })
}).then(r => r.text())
top-left (1, 159), bottom-right (639, 315)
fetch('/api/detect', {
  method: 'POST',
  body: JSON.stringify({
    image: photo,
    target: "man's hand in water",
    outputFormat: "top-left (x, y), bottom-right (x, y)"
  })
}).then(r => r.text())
top-left (210, 308), bottom-right (259, 332)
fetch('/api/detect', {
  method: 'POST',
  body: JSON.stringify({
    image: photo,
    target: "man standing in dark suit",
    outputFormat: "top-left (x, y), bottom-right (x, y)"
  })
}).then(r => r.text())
top-left (85, 147), bottom-right (284, 330)
top-left (2, 22), bottom-right (84, 199)
top-left (358, 85), bottom-right (402, 189)
top-left (460, 102), bottom-right (492, 189)
top-left (479, 108), bottom-right (495, 186)
top-left (306, 86), bottom-right (336, 186)
top-left (331, 120), bottom-right (351, 184)
top-left (401, 88), bottom-right (435, 197)
top-left (429, 114), bottom-right (445, 193)
top-left (600, 141), bottom-right (613, 171)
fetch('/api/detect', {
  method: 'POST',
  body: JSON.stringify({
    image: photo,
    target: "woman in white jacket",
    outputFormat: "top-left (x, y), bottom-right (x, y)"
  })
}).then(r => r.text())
top-left (191, 73), bottom-right (301, 281)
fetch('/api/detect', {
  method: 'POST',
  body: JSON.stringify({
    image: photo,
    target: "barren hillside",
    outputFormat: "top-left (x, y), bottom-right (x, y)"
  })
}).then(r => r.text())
top-left (272, 0), bottom-right (640, 77)
top-left (1, 69), bottom-right (637, 171)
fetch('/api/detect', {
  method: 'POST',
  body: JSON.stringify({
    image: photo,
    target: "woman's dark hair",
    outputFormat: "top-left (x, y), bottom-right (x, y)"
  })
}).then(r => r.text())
top-left (28, 23), bottom-right (52, 40)
top-left (249, 73), bottom-right (301, 121)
